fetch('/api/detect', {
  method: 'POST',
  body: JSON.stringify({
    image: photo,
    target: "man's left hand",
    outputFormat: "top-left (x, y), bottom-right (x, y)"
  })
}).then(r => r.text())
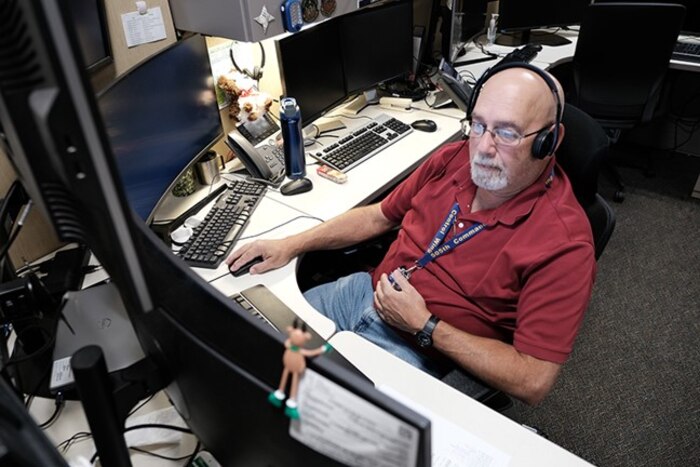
top-left (374, 269), bottom-right (432, 334)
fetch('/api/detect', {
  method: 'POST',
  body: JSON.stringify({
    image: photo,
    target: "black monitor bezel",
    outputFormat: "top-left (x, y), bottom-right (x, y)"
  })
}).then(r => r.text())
top-left (96, 34), bottom-right (224, 224)
top-left (276, 20), bottom-right (349, 125)
top-left (340, 0), bottom-right (414, 96)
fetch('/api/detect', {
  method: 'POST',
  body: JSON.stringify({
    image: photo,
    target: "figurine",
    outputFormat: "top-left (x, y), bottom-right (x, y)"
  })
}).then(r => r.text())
top-left (268, 319), bottom-right (331, 419)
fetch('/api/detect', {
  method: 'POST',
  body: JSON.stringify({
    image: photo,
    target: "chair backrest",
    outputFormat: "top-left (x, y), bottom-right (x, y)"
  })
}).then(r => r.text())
top-left (572, 2), bottom-right (685, 127)
top-left (557, 104), bottom-right (616, 259)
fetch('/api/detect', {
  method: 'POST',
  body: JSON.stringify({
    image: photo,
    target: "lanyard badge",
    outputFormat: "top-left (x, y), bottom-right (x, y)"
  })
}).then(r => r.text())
top-left (388, 203), bottom-right (485, 291)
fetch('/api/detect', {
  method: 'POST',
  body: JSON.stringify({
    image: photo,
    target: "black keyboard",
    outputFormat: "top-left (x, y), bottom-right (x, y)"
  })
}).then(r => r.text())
top-left (672, 41), bottom-right (700, 63)
top-left (230, 284), bottom-right (370, 381)
top-left (496, 43), bottom-right (542, 66)
top-left (309, 113), bottom-right (412, 172)
top-left (177, 179), bottom-right (265, 268)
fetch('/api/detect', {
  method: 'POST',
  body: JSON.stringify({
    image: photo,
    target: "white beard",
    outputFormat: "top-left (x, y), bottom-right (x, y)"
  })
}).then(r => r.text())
top-left (471, 152), bottom-right (508, 190)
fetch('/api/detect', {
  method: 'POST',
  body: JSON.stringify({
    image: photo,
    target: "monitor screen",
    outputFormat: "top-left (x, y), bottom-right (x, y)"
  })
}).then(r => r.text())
top-left (447, 0), bottom-right (490, 62)
top-left (98, 35), bottom-right (222, 222)
top-left (340, 0), bottom-right (413, 95)
top-left (594, 0), bottom-right (699, 35)
top-left (277, 0), bottom-right (414, 124)
top-left (65, 0), bottom-right (112, 71)
top-left (277, 20), bottom-right (347, 125)
top-left (456, 0), bottom-right (489, 42)
top-left (497, 0), bottom-right (592, 46)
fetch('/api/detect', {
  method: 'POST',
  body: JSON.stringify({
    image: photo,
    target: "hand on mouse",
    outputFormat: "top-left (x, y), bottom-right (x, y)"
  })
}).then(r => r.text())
top-left (225, 239), bottom-right (295, 275)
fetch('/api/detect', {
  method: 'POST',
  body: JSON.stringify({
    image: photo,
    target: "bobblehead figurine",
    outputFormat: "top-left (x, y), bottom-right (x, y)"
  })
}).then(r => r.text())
top-left (268, 319), bottom-right (331, 419)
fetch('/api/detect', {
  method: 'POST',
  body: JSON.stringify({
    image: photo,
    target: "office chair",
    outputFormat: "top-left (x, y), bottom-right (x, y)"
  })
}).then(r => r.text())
top-left (557, 103), bottom-right (617, 260)
top-left (570, 2), bottom-right (686, 202)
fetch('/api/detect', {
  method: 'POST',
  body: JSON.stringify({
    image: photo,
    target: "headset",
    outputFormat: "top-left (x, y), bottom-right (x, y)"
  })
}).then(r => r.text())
top-left (229, 41), bottom-right (266, 81)
top-left (466, 62), bottom-right (562, 159)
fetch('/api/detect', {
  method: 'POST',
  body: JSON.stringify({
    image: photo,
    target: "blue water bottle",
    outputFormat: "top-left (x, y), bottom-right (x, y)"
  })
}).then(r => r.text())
top-left (280, 97), bottom-right (312, 195)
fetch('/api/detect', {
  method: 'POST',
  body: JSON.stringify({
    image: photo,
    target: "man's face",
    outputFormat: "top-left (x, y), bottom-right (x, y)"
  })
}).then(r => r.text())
top-left (467, 70), bottom-right (555, 197)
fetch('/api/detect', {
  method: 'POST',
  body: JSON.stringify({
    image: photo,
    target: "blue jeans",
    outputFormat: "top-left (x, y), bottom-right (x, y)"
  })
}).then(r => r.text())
top-left (303, 272), bottom-right (447, 378)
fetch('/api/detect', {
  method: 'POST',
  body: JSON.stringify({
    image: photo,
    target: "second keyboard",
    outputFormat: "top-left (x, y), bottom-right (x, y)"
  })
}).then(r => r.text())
top-left (177, 179), bottom-right (265, 269)
top-left (672, 41), bottom-right (700, 63)
top-left (309, 113), bottom-right (413, 172)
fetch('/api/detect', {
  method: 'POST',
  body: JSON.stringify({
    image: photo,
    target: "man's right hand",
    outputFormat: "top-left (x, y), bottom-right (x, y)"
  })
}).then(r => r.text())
top-left (225, 239), bottom-right (295, 275)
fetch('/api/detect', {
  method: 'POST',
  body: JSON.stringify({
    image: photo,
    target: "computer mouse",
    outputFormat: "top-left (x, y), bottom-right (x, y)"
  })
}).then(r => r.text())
top-left (411, 119), bottom-right (437, 132)
top-left (231, 255), bottom-right (264, 277)
top-left (280, 177), bottom-right (313, 196)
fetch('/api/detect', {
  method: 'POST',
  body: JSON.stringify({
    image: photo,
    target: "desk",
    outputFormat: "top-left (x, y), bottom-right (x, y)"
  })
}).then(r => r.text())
top-left (34, 82), bottom-right (594, 467)
top-left (266, 105), bottom-right (464, 220)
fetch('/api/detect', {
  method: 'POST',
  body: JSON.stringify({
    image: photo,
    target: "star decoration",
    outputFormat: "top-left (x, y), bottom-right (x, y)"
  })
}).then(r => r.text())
top-left (254, 6), bottom-right (275, 34)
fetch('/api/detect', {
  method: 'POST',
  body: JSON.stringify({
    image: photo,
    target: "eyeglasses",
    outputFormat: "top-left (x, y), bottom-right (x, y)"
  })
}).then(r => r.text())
top-left (462, 119), bottom-right (552, 147)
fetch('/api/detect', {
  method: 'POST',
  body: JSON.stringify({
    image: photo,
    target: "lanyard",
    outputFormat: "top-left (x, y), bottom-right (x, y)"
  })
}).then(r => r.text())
top-left (407, 202), bottom-right (486, 275)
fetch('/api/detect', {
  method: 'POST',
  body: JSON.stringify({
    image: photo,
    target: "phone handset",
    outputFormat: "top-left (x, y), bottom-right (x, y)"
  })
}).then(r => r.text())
top-left (225, 130), bottom-right (285, 184)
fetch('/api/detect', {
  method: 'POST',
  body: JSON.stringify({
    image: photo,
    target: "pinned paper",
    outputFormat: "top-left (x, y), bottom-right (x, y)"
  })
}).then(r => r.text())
top-left (121, 5), bottom-right (167, 48)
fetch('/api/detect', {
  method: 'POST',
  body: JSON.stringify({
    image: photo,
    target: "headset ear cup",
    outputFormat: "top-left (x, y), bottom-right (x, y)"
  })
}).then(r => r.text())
top-left (253, 66), bottom-right (262, 80)
top-left (532, 129), bottom-right (556, 159)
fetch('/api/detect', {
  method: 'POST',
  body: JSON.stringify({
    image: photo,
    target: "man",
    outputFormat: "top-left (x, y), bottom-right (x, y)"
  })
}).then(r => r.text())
top-left (226, 65), bottom-right (596, 406)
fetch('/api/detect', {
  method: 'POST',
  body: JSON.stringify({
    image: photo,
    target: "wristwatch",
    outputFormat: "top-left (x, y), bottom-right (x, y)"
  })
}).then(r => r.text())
top-left (415, 315), bottom-right (440, 348)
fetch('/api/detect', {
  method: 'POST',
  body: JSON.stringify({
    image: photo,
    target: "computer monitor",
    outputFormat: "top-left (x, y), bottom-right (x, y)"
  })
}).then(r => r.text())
top-left (340, 0), bottom-right (413, 95)
top-left (276, 20), bottom-right (347, 125)
top-left (97, 34), bottom-right (223, 222)
top-left (65, 0), bottom-right (112, 72)
top-left (497, 0), bottom-right (592, 46)
top-left (0, 1), bottom-right (431, 465)
top-left (447, 0), bottom-right (490, 62)
top-left (277, 0), bottom-right (414, 124)
top-left (594, 0), bottom-right (699, 35)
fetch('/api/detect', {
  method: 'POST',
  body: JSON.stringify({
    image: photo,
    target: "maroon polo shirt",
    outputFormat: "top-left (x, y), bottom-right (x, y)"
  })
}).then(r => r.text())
top-left (374, 140), bottom-right (596, 364)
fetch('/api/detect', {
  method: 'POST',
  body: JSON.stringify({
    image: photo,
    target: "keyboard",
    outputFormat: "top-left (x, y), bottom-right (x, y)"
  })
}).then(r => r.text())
top-left (672, 41), bottom-right (700, 63)
top-left (230, 284), bottom-right (369, 381)
top-left (308, 113), bottom-right (413, 172)
top-left (177, 179), bottom-right (265, 269)
top-left (496, 43), bottom-right (542, 66)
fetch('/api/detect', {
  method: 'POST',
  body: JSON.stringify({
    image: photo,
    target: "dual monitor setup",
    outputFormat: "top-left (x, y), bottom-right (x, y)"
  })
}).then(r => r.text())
top-left (101, 0), bottom-right (414, 223)
top-left (0, 0), bottom-right (431, 465)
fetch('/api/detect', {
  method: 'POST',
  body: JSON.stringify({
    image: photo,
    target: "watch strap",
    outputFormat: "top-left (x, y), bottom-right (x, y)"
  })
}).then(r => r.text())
top-left (416, 314), bottom-right (440, 347)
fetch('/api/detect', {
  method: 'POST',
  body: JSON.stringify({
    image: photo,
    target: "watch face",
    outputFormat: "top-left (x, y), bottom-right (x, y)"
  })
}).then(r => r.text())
top-left (416, 332), bottom-right (432, 348)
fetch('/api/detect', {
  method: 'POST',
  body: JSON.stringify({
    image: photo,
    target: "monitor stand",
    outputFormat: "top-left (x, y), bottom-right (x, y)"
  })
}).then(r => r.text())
top-left (496, 29), bottom-right (571, 47)
top-left (341, 89), bottom-right (380, 115)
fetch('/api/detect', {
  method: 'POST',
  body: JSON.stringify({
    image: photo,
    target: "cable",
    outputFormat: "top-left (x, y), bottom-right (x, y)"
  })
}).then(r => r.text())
top-left (56, 431), bottom-right (92, 453)
top-left (186, 441), bottom-right (202, 466)
top-left (89, 423), bottom-right (195, 464)
top-left (128, 394), bottom-right (155, 417)
top-left (238, 215), bottom-right (324, 241)
top-left (128, 446), bottom-right (198, 461)
top-left (38, 392), bottom-right (65, 429)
